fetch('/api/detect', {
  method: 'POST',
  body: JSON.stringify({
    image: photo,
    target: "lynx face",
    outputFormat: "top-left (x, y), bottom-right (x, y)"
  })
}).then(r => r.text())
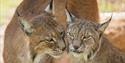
top-left (67, 19), bottom-right (111, 60)
top-left (19, 13), bottom-right (66, 59)
top-left (67, 20), bottom-right (99, 59)
top-left (65, 9), bottom-right (111, 61)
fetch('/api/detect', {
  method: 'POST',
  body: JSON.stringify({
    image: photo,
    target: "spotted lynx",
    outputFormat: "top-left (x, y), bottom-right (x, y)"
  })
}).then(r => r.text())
top-left (3, 0), bottom-right (66, 63)
top-left (19, 13), bottom-right (66, 63)
top-left (66, 9), bottom-right (125, 63)
top-left (19, 2), bottom-right (67, 63)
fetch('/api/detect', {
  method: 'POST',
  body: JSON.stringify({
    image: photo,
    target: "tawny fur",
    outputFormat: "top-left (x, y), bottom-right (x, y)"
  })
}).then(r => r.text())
top-left (3, 10), bottom-right (66, 63)
top-left (4, 0), bottom-right (99, 63)
top-left (67, 19), bottom-right (125, 63)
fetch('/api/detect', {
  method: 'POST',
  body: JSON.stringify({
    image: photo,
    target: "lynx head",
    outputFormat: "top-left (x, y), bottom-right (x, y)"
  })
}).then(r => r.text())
top-left (19, 15), bottom-right (66, 58)
top-left (66, 9), bottom-right (112, 60)
top-left (18, 2), bottom-right (66, 58)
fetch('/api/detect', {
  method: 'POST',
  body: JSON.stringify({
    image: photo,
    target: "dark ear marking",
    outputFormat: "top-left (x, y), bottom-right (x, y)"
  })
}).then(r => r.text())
top-left (65, 8), bottom-right (76, 28)
top-left (65, 8), bottom-right (75, 22)
top-left (45, 0), bottom-right (53, 13)
top-left (18, 17), bottom-right (33, 36)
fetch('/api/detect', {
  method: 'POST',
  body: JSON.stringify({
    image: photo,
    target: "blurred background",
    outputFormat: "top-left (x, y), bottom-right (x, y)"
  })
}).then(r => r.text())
top-left (0, 0), bottom-right (125, 63)
top-left (0, 0), bottom-right (22, 63)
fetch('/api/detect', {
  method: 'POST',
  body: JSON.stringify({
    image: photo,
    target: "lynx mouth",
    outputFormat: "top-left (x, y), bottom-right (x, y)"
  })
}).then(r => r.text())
top-left (69, 51), bottom-right (83, 57)
top-left (70, 47), bottom-right (99, 61)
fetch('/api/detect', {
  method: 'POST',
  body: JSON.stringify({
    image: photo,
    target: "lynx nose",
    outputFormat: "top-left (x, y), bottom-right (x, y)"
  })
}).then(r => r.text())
top-left (73, 46), bottom-right (79, 50)
top-left (72, 40), bottom-right (81, 50)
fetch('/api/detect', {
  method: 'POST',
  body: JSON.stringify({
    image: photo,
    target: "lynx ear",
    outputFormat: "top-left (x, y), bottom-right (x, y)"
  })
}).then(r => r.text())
top-left (45, 0), bottom-right (53, 13)
top-left (98, 15), bottom-right (112, 33)
top-left (18, 17), bottom-right (33, 36)
top-left (65, 8), bottom-right (76, 28)
top-left (65, 8), bottom-right (75, 23)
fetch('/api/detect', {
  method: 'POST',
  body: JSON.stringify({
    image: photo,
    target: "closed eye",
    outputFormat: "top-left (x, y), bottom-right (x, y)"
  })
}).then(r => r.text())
top-left (48, 38), bottom-right (54, 42)
top-left (81, 35), bottom-right (91, 40)
top-left (39, 38), bottom-right (56, 43)
top-left (47, 38), bottom-right (56, 43)
top-left (49, 38), bottom-right (54, 41)
top-left (39, 39), bottom-right (48, 42)
top-left (67, 32), bottom-right (75, 39)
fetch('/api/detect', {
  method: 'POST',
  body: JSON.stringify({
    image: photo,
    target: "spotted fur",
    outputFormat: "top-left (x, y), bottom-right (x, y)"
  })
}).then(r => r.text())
top-left (66, 10), bottom-right (125, 63)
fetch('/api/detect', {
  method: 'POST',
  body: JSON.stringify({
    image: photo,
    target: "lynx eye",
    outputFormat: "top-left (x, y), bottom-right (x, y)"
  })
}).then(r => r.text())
top-left (44, 37), bottom-right (56, 43)
top-left (81, 35), bottom-right (91, 40)
top-left (48, 38), bottom-right (56, 42)
top-left (67, 32), bottom-right (74, 39)
top-left (60, 32), bottom-right (65, 37)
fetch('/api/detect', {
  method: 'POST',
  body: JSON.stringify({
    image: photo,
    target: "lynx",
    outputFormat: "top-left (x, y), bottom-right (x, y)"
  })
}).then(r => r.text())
top-left (3, 1), bottom-right (66, 63)
top-left (66, 10), bottom-right (125, 63)
top-left (19, 13), bottom-right (66, 63)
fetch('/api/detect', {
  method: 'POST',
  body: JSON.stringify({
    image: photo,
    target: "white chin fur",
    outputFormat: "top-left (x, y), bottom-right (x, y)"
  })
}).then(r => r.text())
top-left (70, 52), bottom-right (90, 61)
top-left (48, 50), bottom-right (63, 58)
top-left (50, 54), bottom-right (63, 58)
